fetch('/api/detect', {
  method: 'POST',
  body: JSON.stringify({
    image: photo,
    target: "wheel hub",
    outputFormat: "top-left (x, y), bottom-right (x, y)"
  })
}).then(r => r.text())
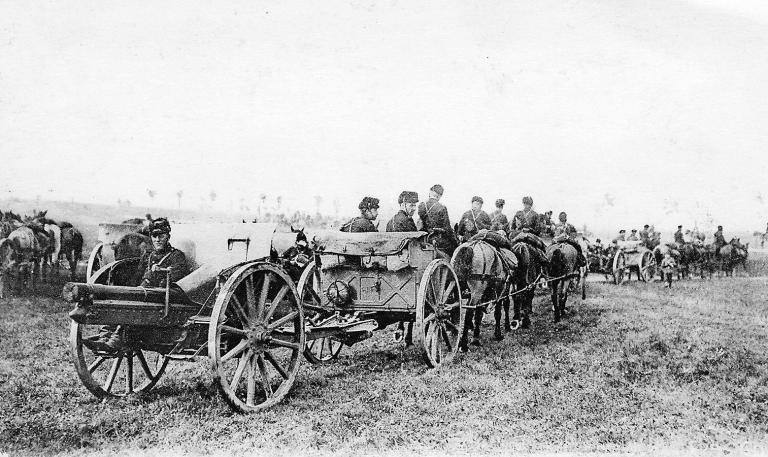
top-left (248, 325), bottom-right (272, 349)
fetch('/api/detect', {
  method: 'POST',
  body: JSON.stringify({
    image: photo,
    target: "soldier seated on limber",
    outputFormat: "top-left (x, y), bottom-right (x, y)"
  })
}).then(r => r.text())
top-left (83, 218), bottom-right (188, 352)
top-left (552, 211), bottom-right (586, 267)
top-left (340, 197), bottom-right (379, 233)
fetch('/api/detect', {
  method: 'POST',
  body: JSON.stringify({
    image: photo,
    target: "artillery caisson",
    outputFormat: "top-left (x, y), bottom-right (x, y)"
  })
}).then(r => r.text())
top-left (300, 231), bottom-right (465, 368)
top-left (588, 240), bottom-right (656, 284)
top-left (65, 225), bottom-right (464, 412)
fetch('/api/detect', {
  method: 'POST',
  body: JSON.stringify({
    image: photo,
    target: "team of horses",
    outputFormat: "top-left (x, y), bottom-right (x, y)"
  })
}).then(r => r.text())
top-left (450, 230), bottom-right (585, 350)
top-left (0, 210), bottom-right (84, 298)
top-left (652, 238), bottom-right (749, 280)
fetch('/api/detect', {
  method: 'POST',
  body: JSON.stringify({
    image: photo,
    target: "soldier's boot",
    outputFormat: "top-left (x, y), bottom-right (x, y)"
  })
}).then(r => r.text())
top-left (82, 326), bottom-right (123, 353)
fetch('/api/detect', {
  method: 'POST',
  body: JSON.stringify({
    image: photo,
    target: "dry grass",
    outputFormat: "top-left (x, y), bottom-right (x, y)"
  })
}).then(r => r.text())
top-left (1, 276), bottom-right (768, 456)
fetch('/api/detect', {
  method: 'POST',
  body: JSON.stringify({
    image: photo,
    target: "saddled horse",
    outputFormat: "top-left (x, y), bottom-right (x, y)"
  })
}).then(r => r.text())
top-left (719, 239), bottom-right (748, 276)
top-left (508, 239), bottom-right (546, 330)
top-left (1, 226), bottom-right (46, 295)
top-left (545, 242), bottom-right (580, 323)
top-left (59, 224), bottom-right (84, 278)
top-left (452, 232), bottom-right (517, 347)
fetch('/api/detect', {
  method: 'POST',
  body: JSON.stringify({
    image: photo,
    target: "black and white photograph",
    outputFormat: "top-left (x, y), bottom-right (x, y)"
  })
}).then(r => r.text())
top-left (1, 1), bottom-right (767, 455)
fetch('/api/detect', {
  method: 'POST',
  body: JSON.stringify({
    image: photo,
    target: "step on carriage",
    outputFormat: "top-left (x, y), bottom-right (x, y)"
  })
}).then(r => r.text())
top-left (65, 224), bottom-right (464, 413)
top-left (588, 240), bottom-right (656, 285)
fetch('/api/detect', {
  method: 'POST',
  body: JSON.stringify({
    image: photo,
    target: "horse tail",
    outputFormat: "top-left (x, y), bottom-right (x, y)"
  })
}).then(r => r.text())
top-left (452, 243), bottom-right (474, 282)
top-left (548, 247), bottom-right (566, 277)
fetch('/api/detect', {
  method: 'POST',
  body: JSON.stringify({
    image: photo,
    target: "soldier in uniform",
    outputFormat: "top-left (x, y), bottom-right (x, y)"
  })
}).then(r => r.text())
top-left (674, 225), bottom-right (685, 245)
top-left (713, 225), bottom-right (726, 257)
top-left (540, 210), bottom-right (555, 237)
top-left (340, 197), bottom-right (379, 232)
top-left (490, 199), bottom-right (509, 232)
top-left (417, 184), bottom-right (458, 255)
top-left (639, 225), bottom-right (650, 246)
top-left (612, 229), bottom-right (626, 243)
top-left (627, 229), bottom-right (639, 241)
top-left (84, 218), bottom-right (189, 352)
top-left (136, 218), bottom-right (189, 288)
top-left (457, 196), bottom-right (491, 241)
top-left (509, 196), bottom-right (541, 237)
top-left (553, 211), bottom-right (586, 266)
top-left (386, 191), bottom-right (419, 232)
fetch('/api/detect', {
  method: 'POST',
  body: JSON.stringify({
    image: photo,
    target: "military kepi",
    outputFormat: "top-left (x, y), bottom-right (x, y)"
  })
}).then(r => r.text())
top-left (149, 218), bottom-right (171, 235)
top-left (430, 184), bottom-right (444, 196)
top-left (398, 191), bottom-right (419, 204)
top-left (471, 196), bottom-right (483, 204)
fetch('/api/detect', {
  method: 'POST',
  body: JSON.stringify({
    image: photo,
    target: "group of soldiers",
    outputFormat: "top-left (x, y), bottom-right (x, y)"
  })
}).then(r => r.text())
top-left (338, 185), bottom-right (584, 259)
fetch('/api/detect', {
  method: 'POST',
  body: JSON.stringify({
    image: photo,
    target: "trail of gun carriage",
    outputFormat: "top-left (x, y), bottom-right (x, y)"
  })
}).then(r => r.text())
top-left (0, 196), bottom-right (766, 454)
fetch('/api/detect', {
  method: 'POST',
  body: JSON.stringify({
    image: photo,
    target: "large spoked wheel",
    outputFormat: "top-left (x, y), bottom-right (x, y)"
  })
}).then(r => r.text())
top-left (298, 262), bottom-right (343, 364)
top-left (209, 262), bottom-right (305, 413)
top-left (612, 251), bottom-right (626, 285)
top-left (639, 250), bottom-right (657, 282)
top-left (70, 322), bottom-right (169, 398)
top-left (86, 243), bottom-right (108, 283)
top-left (415, 259), bottom-right (465, 368)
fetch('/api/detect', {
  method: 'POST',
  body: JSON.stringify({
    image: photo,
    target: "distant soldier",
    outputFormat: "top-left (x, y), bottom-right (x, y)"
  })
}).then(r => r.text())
top-left (639, 225), bottom-right (650, 246)
top-left (613, 229), bottom-right (626, 243)
top-left (540, 210), bottom-right (555, 237)
top-left (417, 184), bottom-right (458, 255)
top-left (553, 211), bottom-right (586, 266)
top-left (490, 199), bottom-right (509, 232)
top-left (340, 197), bottom-right (379, 233)
top-left (674, 225), bottom-right (684, 244)
top-left (457, 196), bottom-right (491, 241)
top-left (509, 196), bottom-right (541, 237)
top-left (627, 229), bottom-right (639, 241)
top-left (661, 252), bottom-right (677, 288)
top-left (386, 191), bottom-right (419, 232)
top-left (713, 225), bottom-right (726, 256)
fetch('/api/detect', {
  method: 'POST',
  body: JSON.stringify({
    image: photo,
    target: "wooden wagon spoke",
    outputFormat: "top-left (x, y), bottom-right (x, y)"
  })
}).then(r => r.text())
top-left (229, 351), bottom-right (250, 391)
top-left (244, 275), bottom-right (257, 317)
top-left (269, 337), bottom-right (300, 351)
top-left (256, 355), bottom-right (273, 398)
top-left (135, 351), bottom-right (153, 378)
top-left (256, 272), bottom-right (272, 320)
top-left (442, 281), bottom-right (457, 305)
top-left (104, 356), bottom-right (123, 393)
top-left (88, 356), bottom-right (107, 374)
top-left (440, 326), bottom-right (453, 352)
top-left (222, 340), bottom-right (249, 362)
top-left (264, 350), bottom-right (289, 379)
top-left (125, 354), bottom-right (134, 394)
top-left (264, 284), bottom-right (290, 323)
top-left (423, 313), bottom-right (436, 324)
top-left (442, 319), bottom-right (458, 332)
top-left (220, 325), bottom-right (247, 337)
top-left (246, 354), bottom-right (257, 406)
top-left (229, 294), bottom-right (250, 326)
top-left (267, 311), bottom-right (298, 330)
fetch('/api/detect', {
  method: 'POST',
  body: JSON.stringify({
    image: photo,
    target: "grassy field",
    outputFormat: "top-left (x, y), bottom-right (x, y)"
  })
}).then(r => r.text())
top-left (1, 275), bottom-right (767, 456)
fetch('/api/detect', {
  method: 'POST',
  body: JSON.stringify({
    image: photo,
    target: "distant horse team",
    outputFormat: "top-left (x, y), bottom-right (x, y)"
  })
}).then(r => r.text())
top-left (0, 210), bottom-right (83, 297)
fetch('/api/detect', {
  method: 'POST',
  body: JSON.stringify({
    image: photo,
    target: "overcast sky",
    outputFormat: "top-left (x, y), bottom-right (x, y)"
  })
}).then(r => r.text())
top-left (1, 0), bottom-right (767, 233)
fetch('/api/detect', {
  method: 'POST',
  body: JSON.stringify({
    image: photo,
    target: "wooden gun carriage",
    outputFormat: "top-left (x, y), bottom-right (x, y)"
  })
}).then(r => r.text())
top-left (65, 224), bottom-right (464, 413)
top-left (587, 240), bottom-right (656, 284)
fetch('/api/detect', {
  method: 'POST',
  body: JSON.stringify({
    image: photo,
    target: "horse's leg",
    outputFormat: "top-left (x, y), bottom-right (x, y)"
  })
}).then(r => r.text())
top-left (560, 281), bottom-right (569, 317)
top-left (551, 282), bottom-right (560, 323)
top-left (470, 306), bottom-right (483, 346)
top-left (503, 296), bottom-right (513, 333)
top-left (405, 322), bottom-right (413, 346)
top-left (459, 308), bottom-right (470, 352)
top-left (522, 290), bottom-right (532, 328)
top-left (494, 298), bottom-right (503, 340)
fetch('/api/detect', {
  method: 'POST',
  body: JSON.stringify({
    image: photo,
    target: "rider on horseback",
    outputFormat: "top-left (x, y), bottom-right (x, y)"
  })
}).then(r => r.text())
top-left (490, 199), bottom-right (509, 232)
top-left (553, 212), bottom-right (587, 267)
top-left (509, 196), bottom-right (541, 237)
top-left (713, 225), bottom-right (726, 258)
top-left (457, 196), bottom-right (491, 241)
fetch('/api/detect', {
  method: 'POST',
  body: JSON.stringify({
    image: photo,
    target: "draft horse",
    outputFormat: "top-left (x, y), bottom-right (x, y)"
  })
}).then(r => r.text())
top-left (545, 242), bottom-right (580, 323)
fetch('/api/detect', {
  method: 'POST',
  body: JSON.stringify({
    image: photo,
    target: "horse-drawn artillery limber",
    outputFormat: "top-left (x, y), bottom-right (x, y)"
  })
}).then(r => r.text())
top-left (588, 240), bottom-right (656, 284)
top-left (64, 224), bottom-right (466, 412)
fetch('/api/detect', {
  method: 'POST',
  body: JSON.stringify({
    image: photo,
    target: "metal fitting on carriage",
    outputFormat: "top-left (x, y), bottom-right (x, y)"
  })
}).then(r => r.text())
top-left (326, 280), bottom-right (351, 306)
top-left (509, 319), bottom-right (520, 331)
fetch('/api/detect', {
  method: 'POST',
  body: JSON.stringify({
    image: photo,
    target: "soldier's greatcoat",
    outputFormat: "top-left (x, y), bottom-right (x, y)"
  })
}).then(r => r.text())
top-left (418, 198), bottom-right (457, 254)
top-left (386, 210), bottom-right (418, 232)
top-left (137, 245), bottom-right (188, 287)
top-left (674, 229), bottom-right (684, 244)
top-left (553, 222), bottom-right (577, 239)
top-left (340, 217), bottom-right (378, 233)
top-left (490, 210), bottom-right (509, 232)
top-left (510, 209), bottom-right (541, 236)
top-left (457, 209), bottom-right (491, 240)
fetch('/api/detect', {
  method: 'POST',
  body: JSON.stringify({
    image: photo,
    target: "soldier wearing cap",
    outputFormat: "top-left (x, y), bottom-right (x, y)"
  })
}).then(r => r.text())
top-left (386, 191), bottom-right (419, 232)
top-left (457, 196), bottom-right (491, 241)
top-left (627, 229), bottom-right (639, 241)
top-left (136, 218), bottom-right (189, 288)
top-left (639, 224), bottom-right (650, 246)
top-left (713, 225), bottom-right (726, 256)
top-left (553, 211), bottom-right (586, 266)
top-left (674, 225), bottom-right (684, 245)
top-left (340, 197), bottom-right (379, 233)
top-left (417, 184), bottom-right (458, 255)
top-left (490, 199), bottom-right (509, 232)
top-left (612, 229), bottom-right (626, 243)
top-left (509, 196), bottom-right (541, 237)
